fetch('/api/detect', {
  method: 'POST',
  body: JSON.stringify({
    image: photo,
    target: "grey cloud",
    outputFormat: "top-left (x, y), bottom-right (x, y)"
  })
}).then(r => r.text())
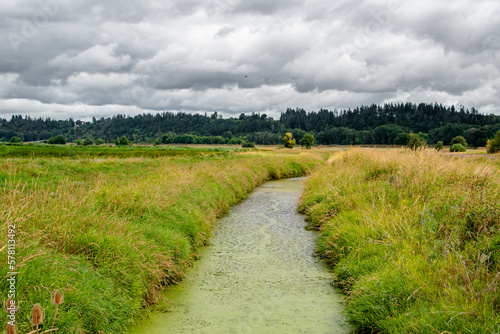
top-left (0, 0), bottom-right (499, 120)
top-left (232, 0), bottom-right (305, 15)
top-left (214, 26), bottom-right (235, 38)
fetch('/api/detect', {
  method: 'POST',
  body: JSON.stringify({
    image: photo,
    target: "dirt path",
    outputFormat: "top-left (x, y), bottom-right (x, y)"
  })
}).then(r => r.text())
top-left (133, 177), bottom-right (350, 333)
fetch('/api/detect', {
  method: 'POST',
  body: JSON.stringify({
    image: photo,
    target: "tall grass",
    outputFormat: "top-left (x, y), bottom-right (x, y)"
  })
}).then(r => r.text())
top-left (0, 149), bottom-right (324, 333)
top-left (300, 148), bottom-right (500, 333)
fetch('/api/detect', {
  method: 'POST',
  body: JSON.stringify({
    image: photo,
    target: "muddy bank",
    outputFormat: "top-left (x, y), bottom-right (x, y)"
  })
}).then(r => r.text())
top-left (133, 177), bottom-right (349, 333)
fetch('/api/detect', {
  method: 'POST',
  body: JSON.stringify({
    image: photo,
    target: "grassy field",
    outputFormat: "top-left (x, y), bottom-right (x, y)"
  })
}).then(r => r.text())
top-left (0, 143), bottom-right (246, 158)
top-left (0, 146), bottom-right (326, 333)
top-left (300, 149), bottom-right (500, 333)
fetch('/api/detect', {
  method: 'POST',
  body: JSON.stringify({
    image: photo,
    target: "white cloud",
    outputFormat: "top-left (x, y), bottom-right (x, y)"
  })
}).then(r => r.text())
top-left (50, 43), bottom-right (131, 73)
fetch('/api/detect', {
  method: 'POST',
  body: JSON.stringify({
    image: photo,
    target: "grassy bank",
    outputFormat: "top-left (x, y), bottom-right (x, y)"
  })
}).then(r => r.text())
top-left (0, 147), bottom-right (324, 333)
top-left (300, 149), bottom-right (500, 333)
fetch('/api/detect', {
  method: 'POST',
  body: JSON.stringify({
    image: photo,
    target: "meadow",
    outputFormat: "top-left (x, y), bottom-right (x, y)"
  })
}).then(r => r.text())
top-left (0, 145), bottom-right (325, 333)
top-left (300, 149), bottom-right (500, 333)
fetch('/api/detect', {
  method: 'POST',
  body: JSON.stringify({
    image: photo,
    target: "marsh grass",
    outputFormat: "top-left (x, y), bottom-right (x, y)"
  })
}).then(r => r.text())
top-left (0, 144), bottom-right (244, 159)
top-left (300, 148), bottom-right (500, 333)
top-left (0, 148), bottom-right (324, 333)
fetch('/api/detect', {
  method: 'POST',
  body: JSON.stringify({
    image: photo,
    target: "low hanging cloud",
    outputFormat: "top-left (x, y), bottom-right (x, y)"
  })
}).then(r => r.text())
top-left (0, 0), bottom-right (499, 120)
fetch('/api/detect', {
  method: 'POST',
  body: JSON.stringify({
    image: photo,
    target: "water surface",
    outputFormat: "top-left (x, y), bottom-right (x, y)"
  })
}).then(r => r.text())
top-left (134, 177), bottom-right (349, 333)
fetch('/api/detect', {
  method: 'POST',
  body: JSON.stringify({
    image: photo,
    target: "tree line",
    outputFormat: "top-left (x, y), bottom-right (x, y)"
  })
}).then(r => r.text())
top-left (1, 103), bottom-right (499, 146)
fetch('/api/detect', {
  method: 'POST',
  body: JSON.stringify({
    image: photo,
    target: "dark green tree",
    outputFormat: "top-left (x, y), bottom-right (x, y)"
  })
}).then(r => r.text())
top-left (9, 136), bottom-right (22, 143)
top-left (299, 133), bottom-right (315, 149)
top-left (47, 135), bottom-right (66, 145)
top-left (394, 133), bottom-right (410, 145)
top-left (407, 133), bottom-right (427, 150)
top-left (115, 135), bottom-right (129, 146)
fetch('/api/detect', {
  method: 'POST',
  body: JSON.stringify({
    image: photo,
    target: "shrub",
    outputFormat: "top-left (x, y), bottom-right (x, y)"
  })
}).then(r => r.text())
top-left (115, 136), bottom-right (130, 146)
top-left (393, 133), bottom-right (410, 145)
top-left (407, 133), bottom-right (427, 150)
top-left (450, 143), bottom-right (466, 152)
top-left (47, 135), bottom-right (66, 145)
top-left (434, 141), bottom-right (444, 151)
top-left (241, 140), bottom-right (255, 148)
top-left (9, 136), bottom-right (22, 143)
top-left (95, 138), bottom-right (105, 145)
top-left (283, 132), bottom-right (296, 148)
top-left (75, 139), bottom-right (84, 145)
top-left (486, 130), bottom-right (500, 154)
top-left (450, 135), bottom-right (467, 148)
top-left (83, 138), bottom-right (95, 146)
top-left (299, 133), bottom-right (316, 149)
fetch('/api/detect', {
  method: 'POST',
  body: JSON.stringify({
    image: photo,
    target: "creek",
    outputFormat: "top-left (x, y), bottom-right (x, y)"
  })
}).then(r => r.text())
top-left (134, 177), bottom-right (349, 333)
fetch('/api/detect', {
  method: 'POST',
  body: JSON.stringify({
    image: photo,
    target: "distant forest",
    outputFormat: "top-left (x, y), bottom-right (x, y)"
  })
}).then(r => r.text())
top-left (1, 103), bottom-right (499, 146)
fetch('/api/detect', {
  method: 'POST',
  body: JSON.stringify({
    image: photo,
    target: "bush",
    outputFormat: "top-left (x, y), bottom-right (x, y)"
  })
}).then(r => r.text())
top-left (283, 132), bottom-right (296, 148)
top-left (47, 135), bottom-right (66, 145)
top-left (83, 138), bottom-right (95, 146)
top-left (450, 143), bottom-right (466, 152)
top-left (95, 138), bottom-right (105, 145)
top-left (299, 133), bottom-right (316, 149)
top-left (115, 136), bottom-right (130, 146)
top-left (9, 136), bottom-right (22, 143)
top-left (486, 130), bottom-right (500, 154)
top-left (407, 133), bottom-right (427, 150)
top-left (450, 135), bottom-right (467, 148)
top-left (434, 141), bottom-right (444, 151)
top-left (241, 140), bottom-right (255, 148)
top-left (393, 133), bottom-right (410, 146)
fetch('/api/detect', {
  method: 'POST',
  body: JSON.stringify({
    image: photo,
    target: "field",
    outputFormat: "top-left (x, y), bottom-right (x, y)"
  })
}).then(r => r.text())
top-left (0, 145), bottom-right (326, 333)
top-left (2, 144), bottom-right (500, 334)
top-left (300, 149), bottom-right (500, 333)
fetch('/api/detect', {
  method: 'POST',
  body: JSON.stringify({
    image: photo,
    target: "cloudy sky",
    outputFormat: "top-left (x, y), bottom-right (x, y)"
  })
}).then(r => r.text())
top-left (1, 0), bottom-right (499, 120)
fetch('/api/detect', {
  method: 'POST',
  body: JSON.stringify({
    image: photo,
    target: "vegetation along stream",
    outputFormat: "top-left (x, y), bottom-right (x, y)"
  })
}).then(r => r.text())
top-left (134, 177), bottom-right (350, 333)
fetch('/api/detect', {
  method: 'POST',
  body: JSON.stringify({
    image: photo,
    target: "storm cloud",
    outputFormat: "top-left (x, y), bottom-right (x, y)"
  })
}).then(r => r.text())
top-left (0, 0), bottom-right (499, 120)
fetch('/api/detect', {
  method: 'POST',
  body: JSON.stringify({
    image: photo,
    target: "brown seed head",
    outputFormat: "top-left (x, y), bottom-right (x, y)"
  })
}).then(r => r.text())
top-left (4, 298), bottom-right (17, 313)
top-left (53, 290), bottom-right (63, 305)
top-left (31, 304), bottom-right (44, 325)
top-left (6, 324), bottom-right (17, 334)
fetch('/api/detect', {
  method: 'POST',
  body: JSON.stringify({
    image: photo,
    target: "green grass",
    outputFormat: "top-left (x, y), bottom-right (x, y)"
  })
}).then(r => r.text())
top-left (300, 148), bottom-right (500, 333)
top-left (0, 143), bottom-right (245, 158)
top-left (0, 147), bottom-right (325, 333)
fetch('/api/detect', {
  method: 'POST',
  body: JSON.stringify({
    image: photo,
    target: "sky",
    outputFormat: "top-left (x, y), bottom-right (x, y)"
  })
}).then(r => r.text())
top-left (0, 0), bottom-right (499, 120)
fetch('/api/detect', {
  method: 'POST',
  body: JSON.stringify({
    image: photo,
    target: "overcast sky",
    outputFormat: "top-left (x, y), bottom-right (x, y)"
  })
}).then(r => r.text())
top-left (1, 0), bottom-right (499, 120)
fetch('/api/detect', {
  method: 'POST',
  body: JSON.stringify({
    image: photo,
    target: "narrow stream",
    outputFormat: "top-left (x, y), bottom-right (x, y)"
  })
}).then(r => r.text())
top-left (134, 177), bottom-right (349, 333)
